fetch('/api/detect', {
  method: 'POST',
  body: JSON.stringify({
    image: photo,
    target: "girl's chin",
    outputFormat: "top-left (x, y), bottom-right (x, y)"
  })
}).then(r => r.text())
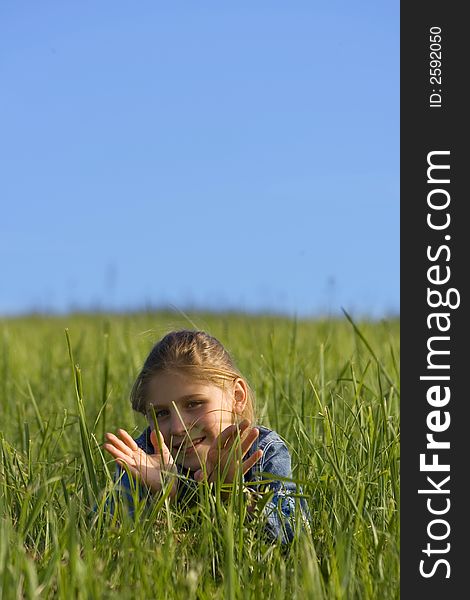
top-left (176, 446), bottom-right (209, 470)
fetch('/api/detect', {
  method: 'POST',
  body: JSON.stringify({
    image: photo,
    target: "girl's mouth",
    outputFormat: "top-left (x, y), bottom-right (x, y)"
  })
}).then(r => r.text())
top-left (174, 437), bottom-right (206, 454)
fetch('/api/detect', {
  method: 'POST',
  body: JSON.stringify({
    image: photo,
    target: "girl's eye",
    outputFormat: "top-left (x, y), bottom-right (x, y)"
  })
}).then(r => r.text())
top-left (187, 401), bottom-right (202, 409)
top-left (155, 409), bottom-right (169, 419)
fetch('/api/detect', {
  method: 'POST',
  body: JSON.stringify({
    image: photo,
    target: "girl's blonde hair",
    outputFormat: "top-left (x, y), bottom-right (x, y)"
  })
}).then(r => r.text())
top-left (130, 330), bottom-right (255, 423)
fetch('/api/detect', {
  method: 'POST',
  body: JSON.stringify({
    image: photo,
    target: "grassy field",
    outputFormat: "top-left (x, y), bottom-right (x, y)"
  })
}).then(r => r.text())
top-left (0, 311), bottom-right (400, 599)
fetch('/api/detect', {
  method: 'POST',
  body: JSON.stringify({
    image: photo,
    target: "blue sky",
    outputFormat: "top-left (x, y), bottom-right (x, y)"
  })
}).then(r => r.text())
top-left (1, 1), bottom-right (399, 318)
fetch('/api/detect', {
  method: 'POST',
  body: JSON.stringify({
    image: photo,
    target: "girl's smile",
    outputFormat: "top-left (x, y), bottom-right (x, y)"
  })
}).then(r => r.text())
top-left (172, 436), bottom-right (205, 453)
top-left (182, 439), bottom-right (205, 455)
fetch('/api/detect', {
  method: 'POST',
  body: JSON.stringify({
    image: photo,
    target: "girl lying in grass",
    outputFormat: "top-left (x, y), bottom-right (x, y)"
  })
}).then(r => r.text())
top-left (104, 329), bottom-right (310, 544)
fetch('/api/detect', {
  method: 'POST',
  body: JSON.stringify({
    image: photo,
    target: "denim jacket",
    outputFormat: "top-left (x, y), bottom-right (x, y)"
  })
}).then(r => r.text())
top-left (114, 425), bottom-right (311, 544)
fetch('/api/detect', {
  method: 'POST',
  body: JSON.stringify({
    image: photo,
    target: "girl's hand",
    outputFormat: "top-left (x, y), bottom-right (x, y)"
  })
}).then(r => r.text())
top-left (104, 428), bottom-right (178, 498)
top-left (193, 419), bottom-right (263, 490)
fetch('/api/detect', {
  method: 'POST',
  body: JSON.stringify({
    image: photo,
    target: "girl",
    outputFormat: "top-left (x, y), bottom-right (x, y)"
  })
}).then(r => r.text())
top-left (104, 329), bottom-right (310, 544)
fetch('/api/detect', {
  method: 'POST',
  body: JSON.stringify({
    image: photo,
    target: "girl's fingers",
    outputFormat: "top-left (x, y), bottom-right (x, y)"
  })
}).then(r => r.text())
top-left (194, 469), bottom-right (204, 482)
top-left (103, 443), bottom-right (137, 467)
top-left (105, 444), bottom-right (154, 477)
top-left (241, 449), bottom-right (263, 474)
top-left (240, 427), bottom-right (260, 457)
top-left (105, 432), bottom-right (135, 458)
top-left (213, 419), bottom-right (251, 453)
top-left (199, 422), bottom-right (260, 483)
top-left (215, 423), bottom-right (239, 449)
top-left (117, 428), bottom-right (139, 451)
top-left (219, 425), bottom-right (259, 461)
top-left (150, 429), bottom-right (168, 456)
top-left (233, 419), bottom-right (250, 439)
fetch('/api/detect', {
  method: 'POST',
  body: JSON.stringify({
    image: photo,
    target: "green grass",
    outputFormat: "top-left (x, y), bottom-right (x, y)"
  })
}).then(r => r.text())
top-left (0, 311), bottom-right (399, 599)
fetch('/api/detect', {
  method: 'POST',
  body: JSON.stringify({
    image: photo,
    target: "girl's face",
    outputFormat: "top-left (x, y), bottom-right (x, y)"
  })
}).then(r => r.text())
top-left (146, 371), bottom-right (247, 471)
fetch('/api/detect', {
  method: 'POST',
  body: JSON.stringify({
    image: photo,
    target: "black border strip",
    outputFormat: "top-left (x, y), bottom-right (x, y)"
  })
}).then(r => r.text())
top-left (401, 3), bottom-right (466, 596)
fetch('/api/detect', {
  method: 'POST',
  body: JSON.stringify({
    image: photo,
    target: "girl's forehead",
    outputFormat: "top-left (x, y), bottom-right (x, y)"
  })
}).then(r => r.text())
top-left (147, 371), bottom-right (231, 404)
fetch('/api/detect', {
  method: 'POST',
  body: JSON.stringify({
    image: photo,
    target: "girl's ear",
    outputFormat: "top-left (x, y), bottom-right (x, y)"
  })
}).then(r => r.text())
top-left (233, 378), bottom-right (248, 415)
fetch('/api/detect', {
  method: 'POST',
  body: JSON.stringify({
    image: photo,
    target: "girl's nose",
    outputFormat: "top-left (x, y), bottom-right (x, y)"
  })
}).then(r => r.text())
top-left (169, 412), bottom-right (187, 437)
